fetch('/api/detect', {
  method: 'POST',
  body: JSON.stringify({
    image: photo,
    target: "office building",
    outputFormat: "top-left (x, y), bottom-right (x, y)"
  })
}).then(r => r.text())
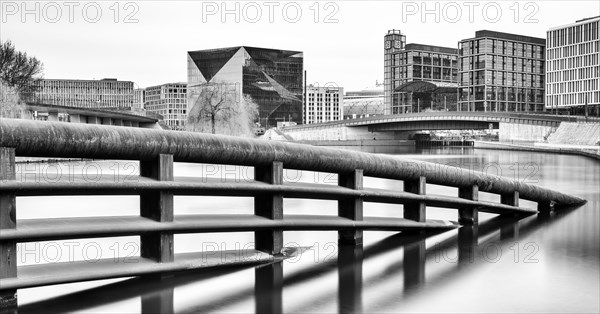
top-left (144, 83), bottom-right (187, 130)
top-left (133, 88), bottom-right (145, 110)
top-left (384, 29), bottom-right (459, 115)
top-left (343, 82), bottom-right (384, 119)
top-left (31, 78), bottom-right (134, 109)
top-left (187, 46), bottom-right (303, 128)
top-left (305, 84), bottom-right (343, 124)
top-left (458, 30), bottom-right (546, 112)
top-left (546, 16), bottom-right (600, 115)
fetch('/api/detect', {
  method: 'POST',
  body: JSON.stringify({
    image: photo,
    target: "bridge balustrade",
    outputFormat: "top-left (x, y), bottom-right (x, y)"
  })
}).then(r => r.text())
top-left (0, 118), bottom-right (586, 303)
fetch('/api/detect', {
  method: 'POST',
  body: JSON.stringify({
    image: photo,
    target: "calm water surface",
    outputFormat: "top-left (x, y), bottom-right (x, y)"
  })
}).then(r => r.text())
top-left (14, 147), bottom-right (600, 313)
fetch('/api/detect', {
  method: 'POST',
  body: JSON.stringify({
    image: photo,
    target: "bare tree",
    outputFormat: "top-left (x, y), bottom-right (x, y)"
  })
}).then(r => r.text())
top-left (187, 83), bottom-right (258, 137)
top-left (0, 40), bottom-right (43, 97)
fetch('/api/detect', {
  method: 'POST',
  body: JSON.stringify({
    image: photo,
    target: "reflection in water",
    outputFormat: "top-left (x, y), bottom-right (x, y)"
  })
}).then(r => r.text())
top-left (337, 244), bottom-right (363, 314)
top-left (16, 207), bottom-right (582, 314)
top-left (402, 236), bottom-right (425, 293)
top-left (255, 263), bottom-right (283, 314)
top-left (141, 286), bottom-right (174, 314)
top-left (14, 149), bottom-right (600, 313)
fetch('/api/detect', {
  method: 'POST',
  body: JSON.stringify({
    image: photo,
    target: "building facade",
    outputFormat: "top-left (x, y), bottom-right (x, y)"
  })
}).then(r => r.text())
top-left (32, 78), bottom-right (134, 109)
top-left (546, 16), bottom-right (600, 115)
top-left (144, 83), bottom-right (188, 130)
top-left (133, 88), bottom-right (145, 110)
top-left (187, 46), bottom-right (303, 128)
top-left (304, 84), bottom-right (343, 124)
top-left (343, 82), bottom-right (384, 119)
top-left (458, 30), bottom-right (546, 112)
top-left (384, 30), bottom-right (459, 114)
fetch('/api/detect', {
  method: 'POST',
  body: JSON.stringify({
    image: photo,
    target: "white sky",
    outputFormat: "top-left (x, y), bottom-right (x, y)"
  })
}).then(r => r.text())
top-left (1, 0), bottom-right (598, 91)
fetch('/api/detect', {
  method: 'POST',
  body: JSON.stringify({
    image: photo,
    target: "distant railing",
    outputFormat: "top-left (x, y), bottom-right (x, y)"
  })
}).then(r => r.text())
top-left (0, 118), bottom-right (586, 306)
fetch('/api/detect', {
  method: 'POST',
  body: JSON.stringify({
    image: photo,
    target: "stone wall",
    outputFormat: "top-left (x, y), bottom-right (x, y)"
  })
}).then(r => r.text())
top-left (498, 123), bottom-right (556, 142)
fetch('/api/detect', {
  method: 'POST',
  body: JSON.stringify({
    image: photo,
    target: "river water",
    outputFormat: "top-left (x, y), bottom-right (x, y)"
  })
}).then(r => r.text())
top-left (13, 147), bottom-right (600, 313)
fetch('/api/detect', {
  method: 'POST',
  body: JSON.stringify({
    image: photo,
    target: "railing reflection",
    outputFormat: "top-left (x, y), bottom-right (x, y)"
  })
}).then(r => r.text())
top-left (16, 207), bottom-right (578, 314)
top-left (338, 244), bottom-right (363, 314)
top-left (255, 262), bottom-right (283, 314)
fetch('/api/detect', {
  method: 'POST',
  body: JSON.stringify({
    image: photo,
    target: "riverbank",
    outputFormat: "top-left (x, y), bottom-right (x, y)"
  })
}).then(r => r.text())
top-left (296, 139), bottom-right (414, 146)
top-left (474, 141), bottom-right (600, 161)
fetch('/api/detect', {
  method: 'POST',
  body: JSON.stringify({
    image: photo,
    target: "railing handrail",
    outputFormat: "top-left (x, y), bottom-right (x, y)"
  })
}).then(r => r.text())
top-left (0, 118), bottom-right (585, 207)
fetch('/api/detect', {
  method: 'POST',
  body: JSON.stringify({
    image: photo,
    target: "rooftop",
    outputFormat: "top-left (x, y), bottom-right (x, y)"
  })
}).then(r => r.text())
top-left (548, 16), bottom-right (600, 31)
top-left (464, 30), bottom-right (545, 45)
top-left (405, 43), bottom-right (458, 55)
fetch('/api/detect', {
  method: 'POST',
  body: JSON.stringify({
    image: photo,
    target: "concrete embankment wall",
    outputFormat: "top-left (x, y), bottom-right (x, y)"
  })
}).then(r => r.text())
top-left (547, 122), bottom-right (600, 146)
top-left (298, 139), bottom-right (414, 146)
top-left (474, 141), bottom-right (600, 161)
top-left (282, 125), bottom-right (396, 141)
top-left (499, 123), bottom-right (556, 142)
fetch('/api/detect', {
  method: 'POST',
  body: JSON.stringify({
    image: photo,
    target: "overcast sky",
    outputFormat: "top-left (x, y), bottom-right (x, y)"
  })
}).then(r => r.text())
top-left (1, 0), bottom-right (598, 91)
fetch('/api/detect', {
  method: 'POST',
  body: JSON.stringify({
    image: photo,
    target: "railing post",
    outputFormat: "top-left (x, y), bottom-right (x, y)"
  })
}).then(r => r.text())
top-left (338, 169), bottom-right (363, 245)
top-left (254, 162), bottom-right (284, 255)
top-left (140, 154), bottom-right (174, 263)
top-left (0, 147), bottom-right (17, 310)
top-left (500, 191), bottom-right (519, 207)
top-left (458, 185), bottom-right (479, 224)
top-left (403, 177), bottom-right (426, 222)
top-left (537, 201), bottom-right (553, 213)
top-left (500, 191), bottom-right (520, 218)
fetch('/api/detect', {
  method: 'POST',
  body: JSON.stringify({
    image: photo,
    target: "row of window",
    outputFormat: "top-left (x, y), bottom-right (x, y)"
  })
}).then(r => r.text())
top-left (547, 21), bottom-right (599, 49)
top-left (459, 56), bottom-right (544, 72)
top-left (547, 55), bottom-right (599, 71)
top-left (459, 71), bottom-right (544, 87)
top-left (460, 39), bottom-right (544, 59)
top-left (547, 41), bottom-right (600, 60)
top-left (547, 79), bottom-right (600, 94)
top-left (458, 86), bottom-right (544, 103)
top-left (546, 91), bottom-right (599, 107)
top-left (387, 51), bottom-right (458, 67)
top-left (546, 67), bottom-right (599, 83)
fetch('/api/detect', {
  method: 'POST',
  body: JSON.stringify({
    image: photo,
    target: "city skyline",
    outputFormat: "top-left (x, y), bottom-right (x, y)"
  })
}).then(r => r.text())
top-left (2, 1), bottom-right (598, 91)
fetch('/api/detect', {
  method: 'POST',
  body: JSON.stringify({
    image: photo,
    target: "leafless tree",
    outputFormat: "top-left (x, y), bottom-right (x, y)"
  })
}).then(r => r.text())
top-left (187, 83), bottom-right (258, 137)
top-left (0, 40), bottom-right (43, 97)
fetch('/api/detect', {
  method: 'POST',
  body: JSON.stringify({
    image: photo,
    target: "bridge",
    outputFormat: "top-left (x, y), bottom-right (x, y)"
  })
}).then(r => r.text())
top-left (0, 118), bottom-right (586, 308)
top-left (282, 112), bottom-right (600, 142)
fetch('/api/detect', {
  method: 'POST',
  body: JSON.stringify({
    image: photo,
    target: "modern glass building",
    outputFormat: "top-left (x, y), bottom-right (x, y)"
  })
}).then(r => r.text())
top-left (384, 30), bottom-right (458, 114)
top-left (458, 30), bottom-right (546, 112)
top-left (144, 83), bottom-right (188, 130)
top-left (305, 84), bottom-right (343, 124)
top-left (546, 16), bottom-right (600, 115)
top-left (343, 82), bottom-right (384, 119)
top-left (187, 46), bottom-right (303, 128)
top-left (31, 78), bottom-right (134, 109)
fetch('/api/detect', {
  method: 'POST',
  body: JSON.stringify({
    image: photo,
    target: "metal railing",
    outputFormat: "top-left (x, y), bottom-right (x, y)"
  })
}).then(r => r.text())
top-left (0, 118), bottom-right (586, 305)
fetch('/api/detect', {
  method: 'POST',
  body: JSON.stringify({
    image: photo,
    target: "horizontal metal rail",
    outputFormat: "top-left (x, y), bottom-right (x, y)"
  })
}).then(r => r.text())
top-left (0, 176), bottom-right (536, 214)
top-left (0, 215), bottom-right (457, 242)
top-left (0, 118), bottom-right (586, 298)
